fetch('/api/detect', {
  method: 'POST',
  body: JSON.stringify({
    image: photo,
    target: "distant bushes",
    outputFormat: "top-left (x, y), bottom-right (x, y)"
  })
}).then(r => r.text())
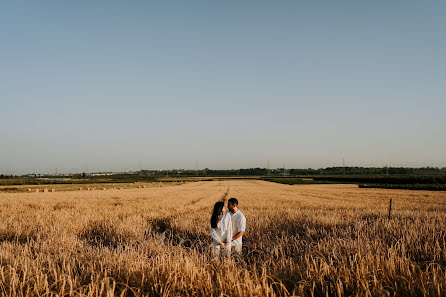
top-left (261, 178), bottom-right (337, 185)
top-left (264, 175), bottom-right (446, 191)
top-left (359, 183), bottom-right (446, 191)
top-left (313, 175), bottom-right (446, 185)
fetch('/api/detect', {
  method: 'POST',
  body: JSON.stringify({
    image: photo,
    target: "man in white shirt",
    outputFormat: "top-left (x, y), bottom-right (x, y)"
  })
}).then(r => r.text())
top-left (227, 197), bottom-right (246, 258)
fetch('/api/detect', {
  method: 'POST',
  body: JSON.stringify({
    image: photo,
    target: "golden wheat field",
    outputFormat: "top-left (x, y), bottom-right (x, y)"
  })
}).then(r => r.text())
top-left (0, 180), bottom-right (445, 297)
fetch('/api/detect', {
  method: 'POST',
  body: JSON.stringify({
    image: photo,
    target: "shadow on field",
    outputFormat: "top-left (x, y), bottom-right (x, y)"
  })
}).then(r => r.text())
top-left (0, 227), bottom-right (42, 244)
top-left (147, 213), bottom-right (384, 263)
top-left (79, 220), bottom-right (140, 249)
top-left (240, 214), bottom-right (389, 265)
top-left (79, 217), bottom-right (210, 251)
top-left (148, 217), bottom-right (209, 252)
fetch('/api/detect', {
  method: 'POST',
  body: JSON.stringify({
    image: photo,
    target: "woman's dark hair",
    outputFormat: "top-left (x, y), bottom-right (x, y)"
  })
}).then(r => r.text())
top-left (210, 201), bottom-right (225, 228)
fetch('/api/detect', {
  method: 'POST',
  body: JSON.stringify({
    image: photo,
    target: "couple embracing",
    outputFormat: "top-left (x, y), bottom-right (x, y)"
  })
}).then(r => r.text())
top-left (210, 197), bottom-right (246, 258)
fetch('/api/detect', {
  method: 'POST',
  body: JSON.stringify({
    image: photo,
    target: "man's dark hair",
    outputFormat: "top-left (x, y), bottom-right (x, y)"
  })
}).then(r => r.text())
top-left (228, 197), bottom-right (238, 206)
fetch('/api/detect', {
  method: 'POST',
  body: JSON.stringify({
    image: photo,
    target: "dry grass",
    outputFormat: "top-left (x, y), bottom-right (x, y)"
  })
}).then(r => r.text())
top-left (0, 180), bottom-right (445, 296)
top-left (0, 182), bottom-right (178, 193)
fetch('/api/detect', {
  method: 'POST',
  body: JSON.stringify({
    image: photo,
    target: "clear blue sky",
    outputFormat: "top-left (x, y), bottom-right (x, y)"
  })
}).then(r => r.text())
top-left (1, 1), bottom-right (445, 174)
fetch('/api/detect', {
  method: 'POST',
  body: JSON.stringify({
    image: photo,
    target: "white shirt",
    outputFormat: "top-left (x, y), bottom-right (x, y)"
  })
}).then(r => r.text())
top-left (210, 211), bottom-right (233, 247)
top-left (229, 210), bottom-right (246, 246)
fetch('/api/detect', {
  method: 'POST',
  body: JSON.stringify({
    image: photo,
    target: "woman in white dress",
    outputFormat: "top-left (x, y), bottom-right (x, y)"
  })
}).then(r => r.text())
top-left (210, 201), bottom-right (232, 257)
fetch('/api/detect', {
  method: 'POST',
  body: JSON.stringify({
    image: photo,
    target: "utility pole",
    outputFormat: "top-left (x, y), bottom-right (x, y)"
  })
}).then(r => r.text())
top-left (388, 199), bottom-right (392, 219)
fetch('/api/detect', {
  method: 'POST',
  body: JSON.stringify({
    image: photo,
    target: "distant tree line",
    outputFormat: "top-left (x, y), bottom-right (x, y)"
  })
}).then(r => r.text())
top-left (1, 167), bottom-right (445, 179)
top-left (0, 174), bottom-right (14, 179)
top-left (313, 175), bottom-right (446, 185)
top-left (137, 166), bottom-right (446, 177)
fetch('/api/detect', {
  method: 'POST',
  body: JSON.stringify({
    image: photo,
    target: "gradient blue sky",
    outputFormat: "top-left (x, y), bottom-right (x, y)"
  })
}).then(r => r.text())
top-left (1, 1), bottom-right (445, 174)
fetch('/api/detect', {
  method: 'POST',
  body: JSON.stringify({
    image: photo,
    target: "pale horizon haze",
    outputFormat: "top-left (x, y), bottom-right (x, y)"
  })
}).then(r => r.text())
top-left (1, 1), bottom-right (445, 174)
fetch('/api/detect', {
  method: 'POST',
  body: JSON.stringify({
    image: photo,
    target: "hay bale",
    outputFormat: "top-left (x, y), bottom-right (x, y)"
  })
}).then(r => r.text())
top-left (79, 187), bottom-right (83, 191)
top-left (50, 189), bottom-right (55, 192)
top-left (102, 188), bottom-right (106, 190)
top-left (43, 188), bottom-right (48, 193)
top-left (35, 189), bottom-right (40, 193)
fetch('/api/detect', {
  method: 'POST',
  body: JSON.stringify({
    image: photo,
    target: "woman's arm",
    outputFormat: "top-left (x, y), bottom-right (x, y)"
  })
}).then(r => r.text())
top-left (210, 227), bottom-right (220, 243)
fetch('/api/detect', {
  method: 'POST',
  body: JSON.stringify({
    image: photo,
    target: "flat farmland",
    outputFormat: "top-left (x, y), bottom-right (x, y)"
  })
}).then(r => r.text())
top-left (0, 180), bottom-right (445, 296)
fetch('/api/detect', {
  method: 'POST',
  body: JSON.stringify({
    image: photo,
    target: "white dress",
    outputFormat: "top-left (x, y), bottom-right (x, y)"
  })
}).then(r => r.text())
top-left (210, 211), bottom-right (233, 256)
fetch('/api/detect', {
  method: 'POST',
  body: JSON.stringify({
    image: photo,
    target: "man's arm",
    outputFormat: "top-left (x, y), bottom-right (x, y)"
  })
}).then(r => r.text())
top-left (232, 216), bottom-right (246, 241)
top-left (232, 231), bottom-right (244, 241)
